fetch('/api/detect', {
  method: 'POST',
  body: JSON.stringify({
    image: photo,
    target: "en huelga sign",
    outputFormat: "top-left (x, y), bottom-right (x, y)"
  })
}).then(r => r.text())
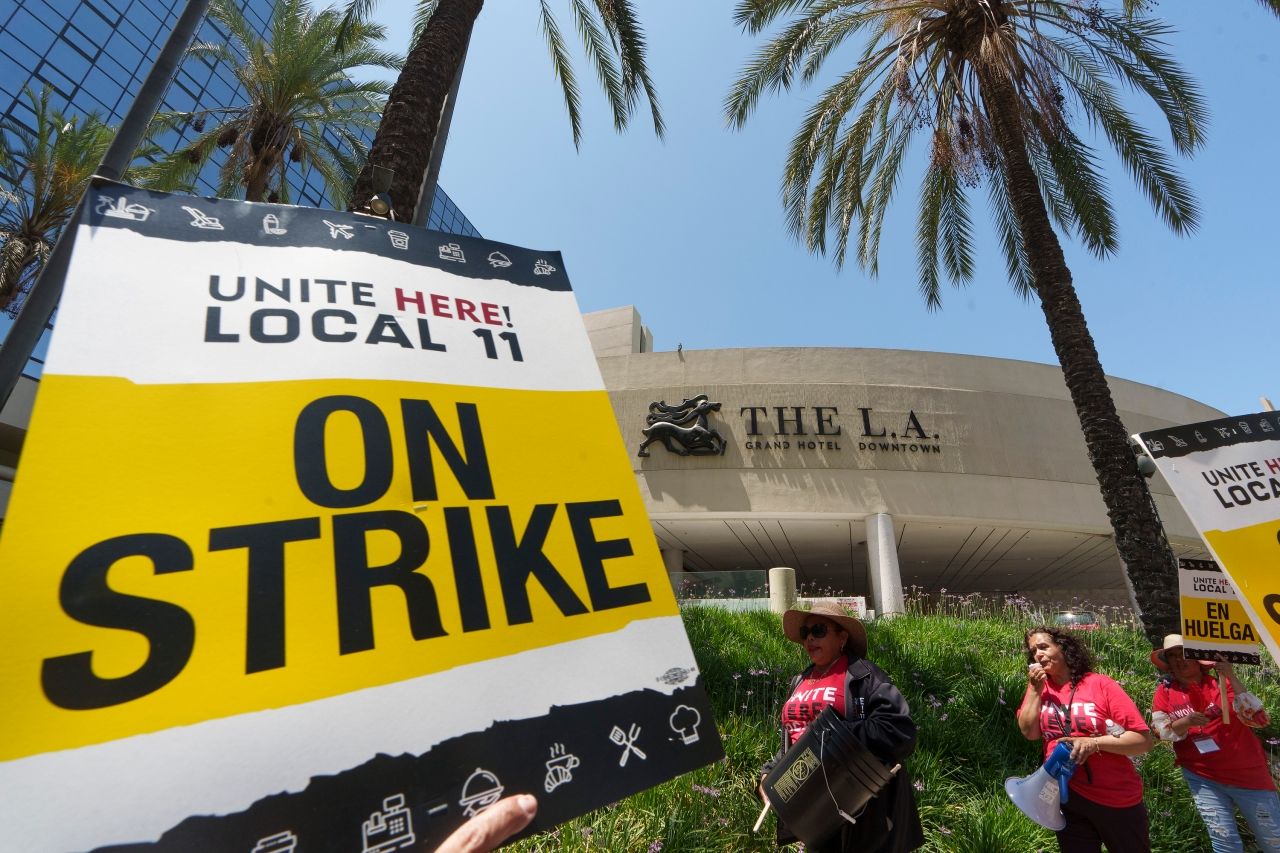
top-left (0, 181), bottom-right (722, 852)
top-left (1133, 413), bottom-right (1280, 665)
top-left (1176, 558), bottom-right (1261, 664)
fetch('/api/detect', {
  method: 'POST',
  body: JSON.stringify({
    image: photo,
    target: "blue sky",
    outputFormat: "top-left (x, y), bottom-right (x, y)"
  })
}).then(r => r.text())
top-left (368, 1), bottom-right (1279, 418)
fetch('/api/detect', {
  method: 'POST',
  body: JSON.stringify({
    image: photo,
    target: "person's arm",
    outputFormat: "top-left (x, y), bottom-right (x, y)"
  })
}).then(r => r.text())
top-left (840, 673), bottom-right (917, 764)
top-left (1166, 711), bottom-right (1210, 738)
top-left (1074, 674), bottom-right (1154, 759)
top-left (1151, 685), bottom-right (1178, 741)
top-left (1065, 729), bottom-right (1152, 761)
top-left (1219, 662), bottom-right (1268, 728)
top-left (760, 674), bottom-right (802, 795)
top-left (1016, 664), bottom-right (1046, 741)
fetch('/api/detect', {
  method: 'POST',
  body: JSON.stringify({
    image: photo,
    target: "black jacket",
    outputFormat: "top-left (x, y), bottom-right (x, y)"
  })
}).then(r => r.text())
top-left (762, 657), bottom-right (924, 853)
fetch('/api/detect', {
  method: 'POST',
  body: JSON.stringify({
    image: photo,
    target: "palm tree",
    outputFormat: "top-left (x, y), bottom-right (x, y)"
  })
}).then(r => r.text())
top-left (344, 0), bottom-right (664, 223)
top-left (148, 0), bottom-right (400, 206)
top-left (726, 1), bottom-right (1207, 643)
top-left (1123, 0), bottom-right (1280, 15)
top-left (0, 88), bottom-right (118, 317)
top-left (0, 85), bottom-right (192, 319)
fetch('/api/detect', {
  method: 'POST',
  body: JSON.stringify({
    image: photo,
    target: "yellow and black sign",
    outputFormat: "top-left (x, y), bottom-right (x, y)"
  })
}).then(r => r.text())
top-left (1136, 414), bottom-right (1280, 669)
top-left (0, 183), bottom-right (721, 852)
top-left (1176, 558), bottom-right (1261, 663)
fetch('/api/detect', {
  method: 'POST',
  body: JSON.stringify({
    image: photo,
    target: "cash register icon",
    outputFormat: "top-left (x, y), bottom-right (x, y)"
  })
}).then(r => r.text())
top-left (362, 793), bottom-right (416, 853)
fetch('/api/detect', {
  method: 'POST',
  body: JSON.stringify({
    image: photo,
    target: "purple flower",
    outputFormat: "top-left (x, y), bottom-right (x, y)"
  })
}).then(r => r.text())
top-left (913, 780), bottom-right (925, 791)
top-left (692, 784), bottom-right (722, 798)
top-left (648, 842), bottom-right (664, 852)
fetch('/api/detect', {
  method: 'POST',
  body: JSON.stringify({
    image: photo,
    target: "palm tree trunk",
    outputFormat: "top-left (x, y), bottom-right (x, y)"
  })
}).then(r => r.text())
top-left (352, 0), bottom-right (483, 224)
top-left (977, 68), bottom-right (1178, 645)
top-left (245, 161), bottom-right (272, 202)
top-left (0, 238), bottom-right (37, 314)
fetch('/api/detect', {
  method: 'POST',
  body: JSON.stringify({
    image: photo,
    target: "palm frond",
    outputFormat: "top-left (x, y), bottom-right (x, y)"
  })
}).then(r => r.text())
top-left (600, 0), bottom-right (665, 138)
top-left (540, 0), bottom-right (584, 148)
top-left (335, 0), bottom-right (381, 53)
top-left (571, 0), bottom-right (627, 132)
top-left (731, 0), bottom-right (1203, 292)
top-left (148, 0), bottom-right (393, 205)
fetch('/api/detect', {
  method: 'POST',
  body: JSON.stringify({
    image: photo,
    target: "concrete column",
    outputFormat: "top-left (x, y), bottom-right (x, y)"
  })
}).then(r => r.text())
top-left (769, 567), bottom-right (796, 613)
top-left (661, 548), bottom-right (686, 574)
top-left (865, 513), bottom-right (904, 617)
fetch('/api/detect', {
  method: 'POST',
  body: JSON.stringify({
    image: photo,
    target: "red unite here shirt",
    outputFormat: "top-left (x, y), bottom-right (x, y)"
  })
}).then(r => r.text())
top-left (782, 656), bottom-right (849, 746)
top-left (1153, 676), bottom-right (1274, 790)
top-left (1018, 672), bottom-right (1149, 807)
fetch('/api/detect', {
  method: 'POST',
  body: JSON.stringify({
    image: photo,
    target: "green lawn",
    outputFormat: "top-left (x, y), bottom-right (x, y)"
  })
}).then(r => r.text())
top-left (509, 604), bottom-right (1280, 852)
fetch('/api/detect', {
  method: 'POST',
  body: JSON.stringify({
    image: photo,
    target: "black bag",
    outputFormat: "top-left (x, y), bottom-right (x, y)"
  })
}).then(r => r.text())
top-left (762, 706), bottom-right (899, 848)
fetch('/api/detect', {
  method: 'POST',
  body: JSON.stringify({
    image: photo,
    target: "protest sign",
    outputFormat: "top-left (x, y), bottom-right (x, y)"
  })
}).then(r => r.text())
top-left (1176, 558), bottom-right (1261, 664)
top-left (1134, 413), bottom-right (1280, 666)
top-left (0, 180), bottom-right (722, 851)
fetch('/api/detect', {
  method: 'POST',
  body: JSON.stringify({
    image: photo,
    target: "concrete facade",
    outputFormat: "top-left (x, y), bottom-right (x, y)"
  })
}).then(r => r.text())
top-left (583, 306), bottom-right (653, 358)
top-left (593, 311), bottom-right (1221, 607)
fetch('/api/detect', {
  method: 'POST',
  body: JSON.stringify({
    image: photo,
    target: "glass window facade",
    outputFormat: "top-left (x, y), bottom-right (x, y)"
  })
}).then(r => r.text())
top-left (0, 0), bottom-right (480, 375)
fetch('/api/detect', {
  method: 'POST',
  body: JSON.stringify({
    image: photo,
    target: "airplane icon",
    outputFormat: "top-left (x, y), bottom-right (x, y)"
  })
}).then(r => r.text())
top-left (323, 219), bottom-right (355, 239)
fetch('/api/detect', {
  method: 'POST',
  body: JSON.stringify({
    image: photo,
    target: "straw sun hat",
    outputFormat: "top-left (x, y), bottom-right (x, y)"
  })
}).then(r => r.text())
top-left (1150, 633), bottom-right (1214, 671)
top-left (782, 601), bottom-right (868, 659)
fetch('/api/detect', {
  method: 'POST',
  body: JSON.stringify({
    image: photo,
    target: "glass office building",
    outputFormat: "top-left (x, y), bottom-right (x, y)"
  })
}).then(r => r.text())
top-left (0, 0), bottom-right (480, 232)
top-left (0, 0), bottom-right (480, 370)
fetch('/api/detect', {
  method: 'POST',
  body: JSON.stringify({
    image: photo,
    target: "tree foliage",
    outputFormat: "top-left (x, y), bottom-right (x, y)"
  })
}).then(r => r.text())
top-left (726, 0), bottom-right (1205, 306)
top-left (0, 89), bottom-right (122, 317)
top-left (345, 0), bottom-right (664, 223)
top-left (149, 0), bottom-right (400, 206)
top-left (726, 1), bottom-right (1208, 642)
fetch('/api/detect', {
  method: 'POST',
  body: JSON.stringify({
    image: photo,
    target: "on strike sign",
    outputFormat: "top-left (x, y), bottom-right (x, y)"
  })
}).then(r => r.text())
top-left (0, 181), bottom-right (721, 851)
top-left (1134, 413), bottom-right (1280, 667)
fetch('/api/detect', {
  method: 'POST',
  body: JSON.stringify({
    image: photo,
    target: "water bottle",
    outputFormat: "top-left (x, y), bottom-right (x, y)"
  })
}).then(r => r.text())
top-left (1105, 719), bottom-right (1124, 737)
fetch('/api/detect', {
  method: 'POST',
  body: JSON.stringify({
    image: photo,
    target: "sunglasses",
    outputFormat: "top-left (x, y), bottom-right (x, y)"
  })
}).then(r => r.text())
top-left (799, 623), bottom-right (831, 640)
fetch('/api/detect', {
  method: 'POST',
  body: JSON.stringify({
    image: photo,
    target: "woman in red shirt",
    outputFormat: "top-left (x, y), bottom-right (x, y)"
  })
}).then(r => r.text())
top-left (760, 602), bottom-right (922, 853)
top-left (1016, 626), bottom-right (1154, 853)
top-left (1150, 634), bottom-right (1280, 852)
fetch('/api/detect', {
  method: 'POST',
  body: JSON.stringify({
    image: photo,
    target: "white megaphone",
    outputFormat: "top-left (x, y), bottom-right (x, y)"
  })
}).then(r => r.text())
top-left (1004, 740), bottom-right (1077, 831)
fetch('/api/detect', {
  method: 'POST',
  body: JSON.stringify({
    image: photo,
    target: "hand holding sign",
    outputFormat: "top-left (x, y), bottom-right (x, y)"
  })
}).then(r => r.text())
top-left (0, 183), bottom-right (722, 852)
top-left (434, 795), bottom-right (537, 853)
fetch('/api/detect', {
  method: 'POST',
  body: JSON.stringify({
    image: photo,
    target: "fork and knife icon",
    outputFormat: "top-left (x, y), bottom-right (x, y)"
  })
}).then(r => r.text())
top-left (609, 723), bottom-right (647, 767)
